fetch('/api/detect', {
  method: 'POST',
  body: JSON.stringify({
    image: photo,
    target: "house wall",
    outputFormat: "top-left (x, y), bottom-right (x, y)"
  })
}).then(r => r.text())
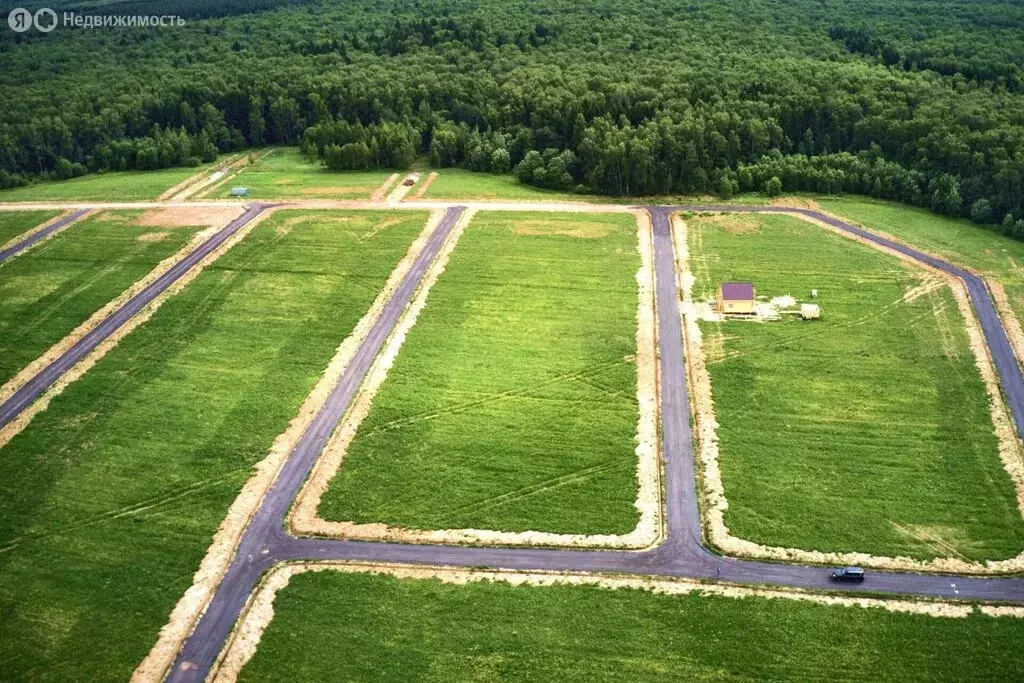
top-left (722, 300), bottom-right (755, 314)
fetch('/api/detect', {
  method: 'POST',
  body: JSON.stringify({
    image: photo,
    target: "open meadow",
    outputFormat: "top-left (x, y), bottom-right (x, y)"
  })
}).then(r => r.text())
top-left (238, 570), bottom-right (1024, 682)
top-left (689, 212), bottom-right (1024, 561)
top-left (0, 209), bottom-right (428, 680)
top-left (821, 198), bottom-right (1024, 334)
top-left (419, 169), bottom-right (593, 202)
top-left (319, 211), bottom-right (643, 536)
top-left (0, 209), bottom-right (211, 387)
top-left (0, 163), bottom-right (225, 202)
top-left (204, 148), bottom-right (394, 200)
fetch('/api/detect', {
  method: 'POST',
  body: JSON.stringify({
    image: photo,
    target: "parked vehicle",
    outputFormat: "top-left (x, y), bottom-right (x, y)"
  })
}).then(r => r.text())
top-left (830, 566), bottom-right (865, 582)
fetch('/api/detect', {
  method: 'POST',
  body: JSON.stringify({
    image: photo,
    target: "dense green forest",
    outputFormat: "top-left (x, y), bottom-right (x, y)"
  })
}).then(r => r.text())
top-left (2, 0), bottom-right (1024, 233)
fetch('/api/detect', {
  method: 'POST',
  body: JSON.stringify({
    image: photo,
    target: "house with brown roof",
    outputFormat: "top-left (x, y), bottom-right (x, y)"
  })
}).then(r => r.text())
top-left (717, 281), bottom-right (756, 315)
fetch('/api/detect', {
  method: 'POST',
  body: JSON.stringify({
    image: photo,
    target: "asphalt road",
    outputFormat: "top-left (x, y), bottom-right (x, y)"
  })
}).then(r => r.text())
top-left (0, 209), bottom-right (90, 265)
top-left (165, 205), bottom-right (1024, 682)
top-left (0, 204), bottom-right (270, 430)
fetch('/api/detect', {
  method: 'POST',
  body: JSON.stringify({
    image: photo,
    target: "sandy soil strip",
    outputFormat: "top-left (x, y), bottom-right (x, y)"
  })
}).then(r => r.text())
top-left (193, 150), bottom-right (275, 200)
top-left (987, 281), bottom-right (1024, 366)
top-left (156, 155), bottom-right (241, 202)
top-left (370, 173), bottom-right (400, 202)
top-left (289, 210), bottom-right (662, 549)
top-left (0, 206), bottom-right (261, 450)
top-left (0, 209), bottom-right (89, 255)
top-left (678, 210), bottom-right (1024, 574)
top-left (131, 209), bottom-right (449, 683)
top-left (411, 171), bottom-right (438, 199)
top-left (163, 154), bottom-right (250, 202)
top-left (385, 175), bottom-right (416, 204)
top-left (211, 560), bottom-right (1024, 683)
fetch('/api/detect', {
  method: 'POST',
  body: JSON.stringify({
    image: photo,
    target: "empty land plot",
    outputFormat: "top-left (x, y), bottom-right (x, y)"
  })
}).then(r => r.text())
top-left (0, 210), bottom-right (428, 680)
top-left (207, 147), bottom-right (392, 200)
top-left (821, 197), bottom-right (1024, 332)
top-left (0, 210), bottom-right (208, 387)
top-left (0, 210), bottom-right (60, 246)
top-left (0, 162), bottom-right (224, 202)
top-left (237, 570), bottom-right (1024, 682)
top-left (421, 169), bottom-right (597, 202)
top-left (689, 213), bottom-right (1024, 561)
top-left (319, 211), bottom-right (642, 536)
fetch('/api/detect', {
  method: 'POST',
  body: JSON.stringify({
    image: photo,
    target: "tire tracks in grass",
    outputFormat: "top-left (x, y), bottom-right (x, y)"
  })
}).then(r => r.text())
top-left (432, 460), bottom-right (633, 525)
top-left (0, 471), bottom-right (247, 553)
top-left (360, 358), bottom-right (629, 438)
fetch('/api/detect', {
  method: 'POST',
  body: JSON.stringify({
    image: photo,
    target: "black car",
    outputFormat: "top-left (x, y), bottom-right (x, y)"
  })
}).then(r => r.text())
top-left (830, 566), bottom-right (866, 582)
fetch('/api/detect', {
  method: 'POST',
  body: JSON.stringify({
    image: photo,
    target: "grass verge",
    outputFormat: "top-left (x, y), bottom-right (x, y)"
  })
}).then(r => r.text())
top-left (690, 212), bottom-right (1024, 561)
top-left (236, 570), bottom-right (1024, 682)
top-left (319, 211), bottom-right (642, 535)
top-left (0, 209), bottom-right (427, 680)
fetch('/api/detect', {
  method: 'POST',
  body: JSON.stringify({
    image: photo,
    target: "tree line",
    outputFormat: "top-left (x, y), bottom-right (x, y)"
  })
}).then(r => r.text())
top-left (2, 0), bottom-right (1024, 236)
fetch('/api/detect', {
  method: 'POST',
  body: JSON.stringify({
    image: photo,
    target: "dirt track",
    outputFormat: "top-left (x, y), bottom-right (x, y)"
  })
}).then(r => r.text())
top-left (2, 198), bottom-right (1024, 682)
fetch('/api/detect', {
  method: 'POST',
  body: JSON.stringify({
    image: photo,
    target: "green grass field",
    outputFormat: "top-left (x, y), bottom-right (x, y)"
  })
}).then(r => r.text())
top-left (421, 169), bottom-right (594, 201)
top-left (320, 212), bottom-right (642, 535)
top-left (206, 147), bottom-right (393, 200)
top-left (821, 197), bottom-right (1024, 330)
top-left (0, 162), bottom-right (223, 202)
top-left (238, 570), bottom-right (1024, 682)
top-left (0, 210), bottom-right (60, 246)
top-left (690, 213), bottom-right (1024, 561)
top-left (0, 210), bottom-right (206, 387)
top-left (0, 210), bottom-right (428, 680)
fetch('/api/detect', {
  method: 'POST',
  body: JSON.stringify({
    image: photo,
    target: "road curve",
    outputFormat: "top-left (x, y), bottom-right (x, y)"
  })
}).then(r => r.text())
top-left (164, 204), bottom-right (1024, 682)
top-left (0, 204), bottom-right (271, 430)
top-left (0, 209), bottom-right (90, 265)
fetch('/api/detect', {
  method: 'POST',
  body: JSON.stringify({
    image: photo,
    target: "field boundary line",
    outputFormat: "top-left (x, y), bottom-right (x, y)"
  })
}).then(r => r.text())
top-left (210, 559), bottom-right (1024, 682)
top-left (132, 208), bottom-right (445, 683)
top-left (289, 209), bottom-right (663, 549)
top-left (679, 208), bottom-right (1024, 574)
top-left (0, 207), bottom-right (272, 449)
top-left (0, 207), bottom-right (245, 408)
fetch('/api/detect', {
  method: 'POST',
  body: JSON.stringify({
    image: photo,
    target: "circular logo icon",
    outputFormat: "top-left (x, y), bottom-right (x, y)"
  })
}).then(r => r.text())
top-left (33, 7), bottom-right (57, 32)
top-left (8, 7), bottom-right (32, 32)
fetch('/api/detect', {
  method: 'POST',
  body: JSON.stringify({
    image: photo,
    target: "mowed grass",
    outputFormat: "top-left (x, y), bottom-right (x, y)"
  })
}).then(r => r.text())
top-left (690, 213), bottom-right (1024, 560)
top-left (320, 211), bottom-right (642, 535)
top-left (239, 570), bottom-right (1024, 682)
top-left (0, 210), bottom-right (205, 387)
top-left (821, 197), bottom-right (1024, 332)
top-left (0, 210), bottom-right (60, 245)
top-left (0, 162), bottom-right (222, 202)
top-left (207, 147), bottom-right (393, 200)
top-left (422, 169), bottom-right (593, 201)
top-left (0, 210), bottom-right (427, 680)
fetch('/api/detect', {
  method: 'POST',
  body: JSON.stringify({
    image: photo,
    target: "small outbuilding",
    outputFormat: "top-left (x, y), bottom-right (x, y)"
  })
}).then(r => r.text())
top-left (800, 304), bottom-right (821, 320)
top-left (230, 186), bottom-right (251, 197)
top-left (717, 282), bottom-right (756, 315)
